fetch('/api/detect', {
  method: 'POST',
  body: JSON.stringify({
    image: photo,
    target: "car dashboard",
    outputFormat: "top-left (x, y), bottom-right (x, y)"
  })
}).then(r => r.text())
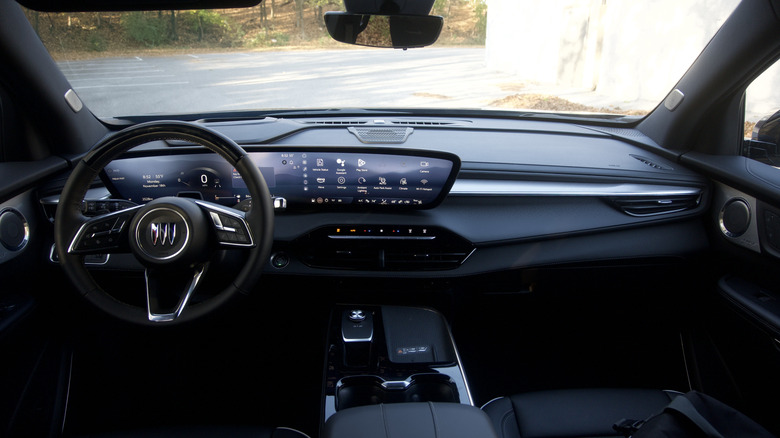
top-left (35, 115), bottom-right (710, 278)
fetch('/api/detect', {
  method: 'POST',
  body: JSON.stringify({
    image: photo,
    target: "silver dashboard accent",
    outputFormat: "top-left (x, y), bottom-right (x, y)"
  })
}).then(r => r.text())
top-left (328, 235), bottom-right (436, 240)
top-left (450, 180), bottom-right (701, 197)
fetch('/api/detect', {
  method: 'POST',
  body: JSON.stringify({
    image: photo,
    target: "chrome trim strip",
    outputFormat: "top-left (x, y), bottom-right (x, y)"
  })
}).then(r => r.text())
top-left (450, 180), bottom-right (702, 197)
top-left (328, 235), bottom-right (436, 241)
top-left (61, 351), bottom-right (74, 434)
top-left (382, 380), bottom-right (412, 390)
top-left (437, 320), bottom-right (475, 406)
top-left (146, 264), bottom-right (205, 323)
top-left (460, 248), bottom-right (477, 265)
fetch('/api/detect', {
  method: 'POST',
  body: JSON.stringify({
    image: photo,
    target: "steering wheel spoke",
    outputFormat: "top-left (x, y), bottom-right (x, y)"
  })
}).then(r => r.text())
top-left (68, 206), bottom-right (142, 255)
top-left (196, 200), bottom-right (255, 248)
top-left (145, 264), bottom-right (206, 322)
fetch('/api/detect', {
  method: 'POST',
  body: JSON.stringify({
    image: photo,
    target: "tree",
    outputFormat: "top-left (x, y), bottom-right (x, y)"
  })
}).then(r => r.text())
top-left (169, 10), bottom-right (178, 41)
top-left (294, 0), bottom-right (305, 38)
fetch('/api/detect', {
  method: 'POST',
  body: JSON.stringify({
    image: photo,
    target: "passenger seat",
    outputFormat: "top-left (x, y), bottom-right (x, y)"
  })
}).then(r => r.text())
top-left (481, 388), bottom-right (680, 438)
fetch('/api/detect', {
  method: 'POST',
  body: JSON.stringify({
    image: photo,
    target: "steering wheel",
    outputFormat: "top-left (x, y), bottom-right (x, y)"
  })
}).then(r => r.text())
top-left (54, 121), bottom-right (274, 326)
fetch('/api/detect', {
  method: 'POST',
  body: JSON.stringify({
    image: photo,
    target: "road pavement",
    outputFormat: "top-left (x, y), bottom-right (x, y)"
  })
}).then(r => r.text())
top-left (57, 48), bottom-right (525, 117)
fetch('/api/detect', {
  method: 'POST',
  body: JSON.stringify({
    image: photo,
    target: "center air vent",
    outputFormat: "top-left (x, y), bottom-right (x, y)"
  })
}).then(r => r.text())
top-left (294, 225), bottom-right (474, 271)
top-left (609, 193), bottom-right (702, 217)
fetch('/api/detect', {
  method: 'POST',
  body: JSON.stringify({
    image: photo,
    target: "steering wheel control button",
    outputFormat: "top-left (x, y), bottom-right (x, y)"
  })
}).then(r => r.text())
top-left (0, 209), bottom-right (29, 252)
top-left (206, 208), bottom-right (252, 246)
top-left (81, 199), bottom-right (136, 216)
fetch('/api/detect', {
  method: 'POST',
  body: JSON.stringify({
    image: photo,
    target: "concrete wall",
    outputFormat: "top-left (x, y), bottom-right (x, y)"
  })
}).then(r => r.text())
top-left (485, 0), bottom-right (750, 108)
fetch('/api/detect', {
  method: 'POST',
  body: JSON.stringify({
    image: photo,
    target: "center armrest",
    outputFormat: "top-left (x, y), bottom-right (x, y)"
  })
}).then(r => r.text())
top-left (322, 402), bottom-right (498, 438)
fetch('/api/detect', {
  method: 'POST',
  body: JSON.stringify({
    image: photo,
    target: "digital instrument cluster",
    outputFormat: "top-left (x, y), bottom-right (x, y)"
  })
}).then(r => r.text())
top-left (104, 150), bottom-right (459, 210)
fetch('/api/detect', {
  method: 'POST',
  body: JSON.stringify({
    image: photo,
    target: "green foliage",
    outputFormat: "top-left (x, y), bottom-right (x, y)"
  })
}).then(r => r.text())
top-left (180, 10), bottom-right (244, 46)
top-left (121, 11), bottom-right (168, 47)
top-left (88, 32), bottom-right (107, 51)
top-left (249, 31), bottom-right (290, 47)
top-left (473, 0), bottom-right (487, 44)
top-left (432, 0), bottom-right (449, 16)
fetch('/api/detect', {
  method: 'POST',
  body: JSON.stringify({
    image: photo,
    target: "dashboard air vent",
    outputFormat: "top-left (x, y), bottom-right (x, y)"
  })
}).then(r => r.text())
top-left (609, 194), bottom-right (701, 217)
top-left (294, 225), bottom-right (474, 271)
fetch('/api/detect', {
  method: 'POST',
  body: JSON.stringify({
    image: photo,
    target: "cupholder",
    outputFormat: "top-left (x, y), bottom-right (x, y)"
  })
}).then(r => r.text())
top-left (336, 373), bottom-right (459, 411)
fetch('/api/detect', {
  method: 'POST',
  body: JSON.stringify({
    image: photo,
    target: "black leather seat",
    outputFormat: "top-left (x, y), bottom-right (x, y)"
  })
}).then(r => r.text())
top-left (79, 425), bottom-right (310, 438)
top-left (482, 388), bottom-right (680, 438)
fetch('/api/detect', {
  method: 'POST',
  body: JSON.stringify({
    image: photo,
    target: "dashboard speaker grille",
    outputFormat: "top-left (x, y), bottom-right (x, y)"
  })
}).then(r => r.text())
top-left (348, 127), bottom-right (413, 144)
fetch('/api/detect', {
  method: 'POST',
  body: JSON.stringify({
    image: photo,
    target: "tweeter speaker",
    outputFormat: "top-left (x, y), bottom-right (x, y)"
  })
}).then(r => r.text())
top-left (0, 208), bottom-right (29, 251)
top-left (719, 198), bottom-right (751, 238)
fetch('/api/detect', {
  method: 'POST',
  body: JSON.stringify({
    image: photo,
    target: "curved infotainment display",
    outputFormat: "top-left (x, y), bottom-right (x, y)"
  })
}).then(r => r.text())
top-left (104, 149), bottom-right (460, 209)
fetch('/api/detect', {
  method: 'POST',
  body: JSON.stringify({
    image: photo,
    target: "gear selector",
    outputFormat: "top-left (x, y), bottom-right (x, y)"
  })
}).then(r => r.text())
top-left (341, 309), bottom-right (373, 368)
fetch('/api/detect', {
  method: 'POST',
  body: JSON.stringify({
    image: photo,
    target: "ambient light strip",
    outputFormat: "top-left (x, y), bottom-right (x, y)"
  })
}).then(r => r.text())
top-left (449, 180), bottom-right (701, 197)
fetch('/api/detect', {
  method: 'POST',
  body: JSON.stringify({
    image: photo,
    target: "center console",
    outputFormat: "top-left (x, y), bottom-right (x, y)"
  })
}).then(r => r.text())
top-left (321, 305), bottom-right (494, 437)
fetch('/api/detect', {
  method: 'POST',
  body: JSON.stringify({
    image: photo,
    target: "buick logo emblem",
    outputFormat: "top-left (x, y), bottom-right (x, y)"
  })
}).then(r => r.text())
top-left (150, 222), bottom-right (177, 246)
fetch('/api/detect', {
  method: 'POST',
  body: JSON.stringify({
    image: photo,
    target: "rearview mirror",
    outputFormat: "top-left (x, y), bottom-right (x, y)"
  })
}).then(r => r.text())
top-left (324, 12), bottom-right (443, 49)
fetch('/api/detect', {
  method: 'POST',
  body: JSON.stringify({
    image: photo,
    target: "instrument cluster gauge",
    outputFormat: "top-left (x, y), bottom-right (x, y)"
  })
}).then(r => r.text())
top-left (177, 167), bottom-right (233, 203)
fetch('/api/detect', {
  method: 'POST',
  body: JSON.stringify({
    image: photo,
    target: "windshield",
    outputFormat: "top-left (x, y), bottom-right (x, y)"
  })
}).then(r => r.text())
top-left (23, 1), bottom-right (739, 119)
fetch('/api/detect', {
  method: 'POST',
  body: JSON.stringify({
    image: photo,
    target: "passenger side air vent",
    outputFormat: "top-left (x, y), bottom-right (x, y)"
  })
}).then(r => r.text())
top-left (294, 225), bottom-right (474, 271)
top-left (609, 194), bottom-right (702, 217)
